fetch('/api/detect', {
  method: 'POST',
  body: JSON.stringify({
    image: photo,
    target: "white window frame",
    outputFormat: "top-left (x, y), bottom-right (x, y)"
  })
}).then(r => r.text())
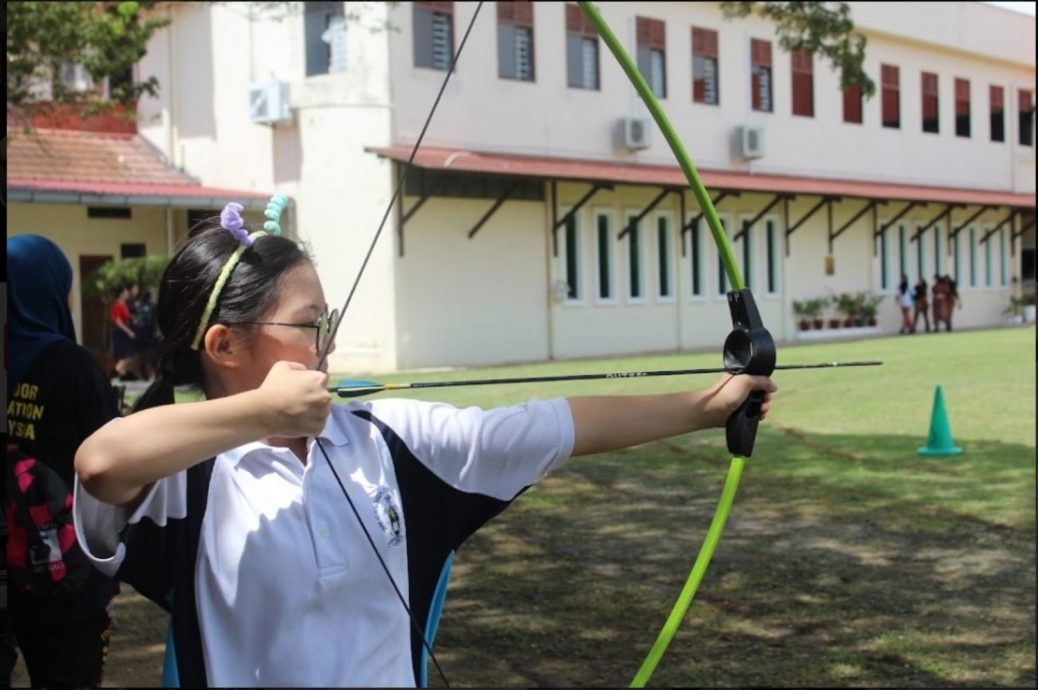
top-left (623, 209), bottom-right (648, 304)
top-left (983, 224), bottom-right (993, 288)
top-left (952, 227), bottom-right (963, 287)
top-left (915, 223), bottom-right (927, 284)
top-left (593, 207), bottom-right (617, 305)
top-left (558, 206), bottom-right (585, 306)
top-left (897, 221), bottom-right (910, 283)
top-left (968, 225), bottom-right (978, 288)
top-left (687, 215), bottom-right (708, 302)
top-left (715, 213), bottom-right (732, 298)
top-left (654, 210), bottom-right (676, 302)
top-left (876, 221), bottom-right (892, 293)
top-left (737, 214), bottom-right (756, 293)
top-left (762, 215), bottom-right (782, 298)
top-left (999, 227), bottom-right (1008, 286)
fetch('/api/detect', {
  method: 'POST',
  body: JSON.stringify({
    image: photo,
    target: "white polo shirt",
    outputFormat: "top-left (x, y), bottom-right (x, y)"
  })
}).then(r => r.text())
top-left (75, 397), bottom-right (575, 687)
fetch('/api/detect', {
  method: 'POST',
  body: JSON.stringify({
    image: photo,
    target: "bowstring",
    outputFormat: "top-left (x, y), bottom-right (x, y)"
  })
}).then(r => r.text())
top-left (311, 4), bottom-right (486, 687)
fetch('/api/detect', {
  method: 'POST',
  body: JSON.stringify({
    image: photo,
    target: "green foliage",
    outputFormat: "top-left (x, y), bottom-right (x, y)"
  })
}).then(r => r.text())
top-left (1004, 292), bottom-right (1037, 315)
top-left (720, 1), bottom-right (876, 98)
top-left (83, 254), bottom-right (169, 300)
top-left (6, 1), bottom-right (170, 119)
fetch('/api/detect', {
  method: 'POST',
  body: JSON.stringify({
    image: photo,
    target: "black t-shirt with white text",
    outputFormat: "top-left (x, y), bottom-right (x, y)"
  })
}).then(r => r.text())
top-left (7, 339), bottom-right (120, 623)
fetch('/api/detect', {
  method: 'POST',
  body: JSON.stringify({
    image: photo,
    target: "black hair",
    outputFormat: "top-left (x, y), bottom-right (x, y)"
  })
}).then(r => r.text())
top-left (133, 218), bottom-right (311, 412)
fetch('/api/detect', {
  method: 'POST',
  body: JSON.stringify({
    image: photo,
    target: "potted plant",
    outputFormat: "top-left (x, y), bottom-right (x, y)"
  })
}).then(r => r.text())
top-left (793, 300), bottom-right (811, 330)
top-left (826, 295), bottom-right (842, 329)
top-left (1004, 293), bottom-right (1037, 325)
top-left (834, 292), bottom-right (859, 328)
top-left (808, 298), bottom-right (827, 329)
top-left (860, 292), bottom-right (883, 326)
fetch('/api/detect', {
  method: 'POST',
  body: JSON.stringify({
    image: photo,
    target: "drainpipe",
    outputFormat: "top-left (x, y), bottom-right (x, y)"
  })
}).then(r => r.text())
top-left (165, 206), bottom-right (174, 254)
top-left (544, 181), bottom-right (557, 361)
top-left (166, 3), bottom-right (177, 168)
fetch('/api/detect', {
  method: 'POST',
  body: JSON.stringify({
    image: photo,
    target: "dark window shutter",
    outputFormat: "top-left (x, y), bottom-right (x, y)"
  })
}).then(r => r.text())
top-left (843, 82), bottom-right (862, 123)
top-left (566, 3), bottom-right (596, 38)
top-left (881, 64), bottom-right (900, 128)
top-left (791, 49), bottom-right (812, 117)
top-left (636, 17), bottom-right (665, 49)
top-left (751, 39), bottom-right (771, 68)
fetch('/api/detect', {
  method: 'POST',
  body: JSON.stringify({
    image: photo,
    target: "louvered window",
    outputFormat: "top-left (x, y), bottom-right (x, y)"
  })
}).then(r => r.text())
top-left (791, 48), bottom-right (813, 117)
top-left (636, 17), bottom-right (666, 98)
top-left (691, 27), bottom-right (719, 105)
top-left (750, 39), bottom-right (772, 113)
top-left (955, 78), bottom-right (970, 138)
top-left (990, 85), bottom-right (1005, 142)
top-left (414, 2), bottom-right (454, 71)
top-left (498, 2), bottom-right (535, 81)
top-left (843, 82), bottom-right (863, 124)
top-left (1020, 90), bottom-right (1034, 146)
top-left (566, 3), bottom-right (599, 90)
top-left (881, 64), bottom-right (900, 128)
top-left (921, 72), bottom-right (939, 133)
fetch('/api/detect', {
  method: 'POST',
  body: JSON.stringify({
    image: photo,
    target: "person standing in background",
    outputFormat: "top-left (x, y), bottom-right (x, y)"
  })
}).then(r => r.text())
top-left (896, 274), bottom-right (914, 334)
top-left (6, 235), bottom-right (121, 687)
top-left (912, 277), bottom-right (930, 333)
top-left (110, 283), bottom-right (138, 380)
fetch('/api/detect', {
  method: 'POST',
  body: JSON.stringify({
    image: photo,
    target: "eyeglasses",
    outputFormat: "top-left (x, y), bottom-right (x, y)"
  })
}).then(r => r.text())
top-left (238, 308), bottom-right (341, 353)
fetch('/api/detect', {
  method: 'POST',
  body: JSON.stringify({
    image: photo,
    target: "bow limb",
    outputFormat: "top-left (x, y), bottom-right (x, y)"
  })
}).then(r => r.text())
top-left (577, 3), bottom-right (753, 687)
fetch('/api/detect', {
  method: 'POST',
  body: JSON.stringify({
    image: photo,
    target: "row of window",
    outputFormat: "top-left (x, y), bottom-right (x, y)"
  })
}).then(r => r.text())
top-left (558, 210), bottom-right (783, 305)
top-left (877, 222), bottom-right (1013, 292)
top-left (403, 2), bottom-right (1035, 147)
top-left (557, 207), bottom-right (1014, 306)
top-left (879, 66), bottom-right (1033, 145)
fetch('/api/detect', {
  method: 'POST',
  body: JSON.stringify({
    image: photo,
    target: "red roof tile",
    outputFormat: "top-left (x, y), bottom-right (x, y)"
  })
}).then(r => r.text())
top-left (6, 128), bottom-right (271, 204)
top-left (369, 146), bottom-right (1036, 209)
top-left (8, 128), bottom-right (193, 185)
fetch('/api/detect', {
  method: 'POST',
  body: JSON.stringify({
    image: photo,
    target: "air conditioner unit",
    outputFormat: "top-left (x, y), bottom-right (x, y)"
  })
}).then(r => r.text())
top-left (737, 125), bottom-right (765, 159)
top-left (249, 81), bottom-right (292, 125)
top-left (618, 117), bottom-right (652, 151)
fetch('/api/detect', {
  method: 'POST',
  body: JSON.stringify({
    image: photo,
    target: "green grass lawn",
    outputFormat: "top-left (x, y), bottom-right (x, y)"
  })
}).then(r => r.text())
top-left (346, 327), bottom-right (1035, 687)
top-left (115, 327), bottom-right (1034, 687)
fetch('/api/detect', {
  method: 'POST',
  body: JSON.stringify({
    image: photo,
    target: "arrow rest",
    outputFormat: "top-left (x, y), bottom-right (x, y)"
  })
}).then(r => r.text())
top-left (722, 289), bottom-right (776, 456)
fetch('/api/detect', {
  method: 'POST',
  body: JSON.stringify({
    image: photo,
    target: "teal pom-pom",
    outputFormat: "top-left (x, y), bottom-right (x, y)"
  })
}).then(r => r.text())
top-left (270, 192), bottom-right (289, 206)
top-left (264, 208), bottom-right (280, 220)
top-left (263, 220), bottom-right (281, 234)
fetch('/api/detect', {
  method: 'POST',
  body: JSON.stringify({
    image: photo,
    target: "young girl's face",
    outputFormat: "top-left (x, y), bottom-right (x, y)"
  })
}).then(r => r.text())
top-left (240, 261), bottom-right (335, 384)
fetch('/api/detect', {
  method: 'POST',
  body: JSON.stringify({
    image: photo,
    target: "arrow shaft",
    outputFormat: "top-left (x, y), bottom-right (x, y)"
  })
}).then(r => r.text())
top-left (332, 361), bottom-right (882, 397)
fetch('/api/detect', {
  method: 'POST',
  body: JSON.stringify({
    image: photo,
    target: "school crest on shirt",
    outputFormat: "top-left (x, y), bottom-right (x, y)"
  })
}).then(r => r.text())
top-left (372, 486), bottom-right (403, 547)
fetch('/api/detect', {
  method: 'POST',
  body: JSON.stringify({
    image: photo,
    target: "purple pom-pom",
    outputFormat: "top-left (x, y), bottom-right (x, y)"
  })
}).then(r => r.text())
top-left (220, 202), bottom-right (252, 246)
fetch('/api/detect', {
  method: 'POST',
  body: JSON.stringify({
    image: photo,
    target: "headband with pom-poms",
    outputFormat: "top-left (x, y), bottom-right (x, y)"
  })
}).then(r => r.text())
top-left (190, 193), bottom-right (289, 350)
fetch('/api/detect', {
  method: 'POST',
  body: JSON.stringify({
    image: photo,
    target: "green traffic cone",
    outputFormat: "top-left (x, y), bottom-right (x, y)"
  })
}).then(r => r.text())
top-left (917, 385), bottom-right (963, 456)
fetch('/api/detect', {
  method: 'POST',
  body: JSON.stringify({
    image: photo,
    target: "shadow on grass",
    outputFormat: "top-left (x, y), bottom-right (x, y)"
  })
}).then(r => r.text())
top-left (431, 431), bottom-right (1036, 687)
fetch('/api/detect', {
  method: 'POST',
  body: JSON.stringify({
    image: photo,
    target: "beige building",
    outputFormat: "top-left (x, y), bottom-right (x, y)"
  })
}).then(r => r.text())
top-left (9, 2), bottom-right (1036, 373)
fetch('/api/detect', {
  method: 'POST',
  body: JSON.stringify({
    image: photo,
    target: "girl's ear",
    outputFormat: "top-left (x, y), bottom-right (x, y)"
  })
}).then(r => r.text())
top-left (202, 324), bottom-right (244, 369)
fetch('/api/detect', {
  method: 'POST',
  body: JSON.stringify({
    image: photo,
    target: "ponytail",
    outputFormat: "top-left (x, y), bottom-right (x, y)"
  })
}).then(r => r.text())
top-left (132, 376), bottom-right (176, 413)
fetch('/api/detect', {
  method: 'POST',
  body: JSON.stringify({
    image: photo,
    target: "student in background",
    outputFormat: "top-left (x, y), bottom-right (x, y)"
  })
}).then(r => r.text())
top-left (6, 235), bottom-right (121, 687)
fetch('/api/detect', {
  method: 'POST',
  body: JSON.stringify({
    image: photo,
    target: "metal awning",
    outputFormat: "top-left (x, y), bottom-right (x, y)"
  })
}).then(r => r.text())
top-left (368, 145), bottom-right (1036, 209)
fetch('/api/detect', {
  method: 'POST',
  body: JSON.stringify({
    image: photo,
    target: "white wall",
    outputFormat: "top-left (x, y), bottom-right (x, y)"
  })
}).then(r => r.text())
top-left (138, 2), bottom-right (401, 373)
top-left (394, 196), bottom-right (549, 368)
top-left (385, 2), bottom-right (1035, 192)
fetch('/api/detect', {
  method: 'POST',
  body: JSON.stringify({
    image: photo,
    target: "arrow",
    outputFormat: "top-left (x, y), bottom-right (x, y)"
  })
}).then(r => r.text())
top-left (330, 360), bottom-right (882, 398)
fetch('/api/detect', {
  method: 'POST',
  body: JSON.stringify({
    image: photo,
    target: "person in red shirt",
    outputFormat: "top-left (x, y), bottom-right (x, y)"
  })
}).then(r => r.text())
top-left (110, 283), bottom-right (138, 379)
